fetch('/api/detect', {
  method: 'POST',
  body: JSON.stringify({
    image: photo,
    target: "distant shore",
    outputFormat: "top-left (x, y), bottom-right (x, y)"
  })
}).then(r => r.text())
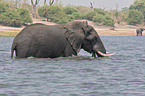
top-left (0, 19), bottom-right (144, 36)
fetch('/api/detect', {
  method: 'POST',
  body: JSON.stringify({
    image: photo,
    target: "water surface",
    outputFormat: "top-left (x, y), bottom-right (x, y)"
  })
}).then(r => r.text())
top-left (0, 36), bottom-right (145, 96)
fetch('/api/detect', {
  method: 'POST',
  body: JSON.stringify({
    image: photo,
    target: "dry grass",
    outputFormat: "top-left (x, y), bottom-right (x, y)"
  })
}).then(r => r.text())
top-left (0, 25), bottom-right (22, 36)
top-left (98, 29), bottom-right (137, 36)
top-left (0, 31), bottom-right (18, 37)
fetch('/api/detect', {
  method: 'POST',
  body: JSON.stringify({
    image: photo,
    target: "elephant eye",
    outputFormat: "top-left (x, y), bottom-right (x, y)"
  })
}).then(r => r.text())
top-left (87, 31), bottom-right (91, 34)
top-left (92, 37), bottom-right (97, 41)
top-left (88, 28), bottom-right (93, 34)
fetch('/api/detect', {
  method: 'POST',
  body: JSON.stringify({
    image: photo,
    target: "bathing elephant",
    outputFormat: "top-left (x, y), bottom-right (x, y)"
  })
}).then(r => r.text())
top-left (11, 21), bottom-right (115, 58)
top-left (136, 28), bottom-right (144, 36)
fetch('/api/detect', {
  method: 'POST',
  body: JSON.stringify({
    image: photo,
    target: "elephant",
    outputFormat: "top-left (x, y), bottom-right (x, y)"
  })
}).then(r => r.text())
top-left (136, 28), bottom-right (144, 36)
top-left (11, 21), bottom-right (115, 58)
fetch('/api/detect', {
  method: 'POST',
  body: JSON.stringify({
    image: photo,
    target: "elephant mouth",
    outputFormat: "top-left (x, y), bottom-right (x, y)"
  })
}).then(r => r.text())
top-left (92, 45), bottom-right (115, 57)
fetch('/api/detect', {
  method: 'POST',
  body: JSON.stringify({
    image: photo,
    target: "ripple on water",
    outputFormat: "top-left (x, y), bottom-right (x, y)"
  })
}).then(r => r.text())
top-left (138, 59), bottom-right (145, 62)
top-left (1, 36), bottom-right (145, 96)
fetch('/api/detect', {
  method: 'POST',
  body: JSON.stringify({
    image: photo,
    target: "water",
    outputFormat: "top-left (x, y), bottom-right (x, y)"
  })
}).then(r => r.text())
top-left (0, 36), bottom-right (145, 96)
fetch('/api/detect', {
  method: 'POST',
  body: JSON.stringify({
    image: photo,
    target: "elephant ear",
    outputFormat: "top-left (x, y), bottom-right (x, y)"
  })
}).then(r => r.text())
top-left (64, 21), bottom-right (86, 53)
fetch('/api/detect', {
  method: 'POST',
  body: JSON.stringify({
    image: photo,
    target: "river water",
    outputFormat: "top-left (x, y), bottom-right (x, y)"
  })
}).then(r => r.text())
top-left (0, 36), bottom-right (145, 96)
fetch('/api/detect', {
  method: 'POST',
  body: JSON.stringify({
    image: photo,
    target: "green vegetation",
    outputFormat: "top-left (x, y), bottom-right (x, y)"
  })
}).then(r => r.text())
top-left (17, 8), bottom-right (32, 24)
top-left (38, 6), bottom-right (70, 24)
top-left (126, 10), bottom-right (144, 25)
top-left (93, 15), bottom-right (114, 26)
top-left (127, 0), bottom-right (145, 25)
top-left (1, 0), bottom-right (145, 27)
top-left (83, 11), bottom-right (96, 21)
top-left (38, 5), bottom-right (115, 26)
top-left (0, 2), bottom-right (32, 27)
top-left (92, 8), bottom-right (114, 26)
top-left (0, 9), bottom-right (22, 27)
top-left (62, 6), bottom-right (82, 20)
top-left (62, 6), bottom-right (78, 15)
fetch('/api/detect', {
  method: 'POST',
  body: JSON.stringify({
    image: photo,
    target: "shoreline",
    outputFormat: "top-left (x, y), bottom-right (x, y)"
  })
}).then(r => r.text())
top-left (0, 19), bottom-right (144, 36)
top-left (97, 29), bottom-right (137, 36)
top-left (0, 27), bottom-right (139, 37)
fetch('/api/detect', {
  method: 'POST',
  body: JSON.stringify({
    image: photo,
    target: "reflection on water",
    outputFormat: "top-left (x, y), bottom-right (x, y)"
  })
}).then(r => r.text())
top-left (0, 36), bottom-right (145, 96)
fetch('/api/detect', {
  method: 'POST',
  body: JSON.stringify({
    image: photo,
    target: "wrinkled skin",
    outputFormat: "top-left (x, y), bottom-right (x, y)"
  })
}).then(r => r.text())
top-left (11, 21), bottom-right (111, 58)
top-left (136, 28), bottom-right (144, 36)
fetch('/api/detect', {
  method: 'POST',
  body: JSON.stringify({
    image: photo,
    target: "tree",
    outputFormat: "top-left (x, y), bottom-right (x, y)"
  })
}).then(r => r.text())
top-left (15, 0), bottom-right (20, 8)
top-left (90, 1), bottom-right (94, 11)
top-left (129, 0), bottom-right (145, 21)
top-left (115, 4), bottom-right (120, 24)
top-left (44, 0), bottom-right (54, 5)
top-left (31, 0), bottom-right (40, 18)
top-left (129, 0), bottom-right (145, 11)
top-left (126, 10), bottom-right (144, 25)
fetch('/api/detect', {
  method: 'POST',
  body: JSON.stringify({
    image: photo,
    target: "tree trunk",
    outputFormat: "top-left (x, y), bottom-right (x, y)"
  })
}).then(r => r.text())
top-left (44, 0), bottom-right (46, 5)
top-left (15, 0), bottom-right (20, 8)
top-left (31, 0), bottom-right (40, 18)
top-left (32, 5), bottom-right (37, 18)
top-left (49, 0), bottom-right (54, 6)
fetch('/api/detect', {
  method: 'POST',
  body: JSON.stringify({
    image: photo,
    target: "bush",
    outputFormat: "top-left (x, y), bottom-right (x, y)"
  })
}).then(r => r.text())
top-left (142, 10), bottom-right (145, 21)
top-left (71, 12), bottom-right (82, 19)
top-left (0, 3), bottom-right (9, 13)
top-left (38, 6), bottom-right (71, 24)
top-left (49, 11), bottom-right (70, 24)
top-left (93, 14), bottom-right (103, 23)
top-left (126, 10), bottom-right (144, 25)
top-left (94, 8), bottom-right (109, 16)
top-left (38, 5), bottom-right (114, 26)
top-left (129, 0), bottom-right (145, 11)
top-left (75, 6), bottom-right (92, 14)
top-left (0, 9), bottom-right (22, 27)
top-left (0, 2), bottom-right (32, 27)
top-left (62, 7), bottom-right (78, 15)
top-left (62, 6), bottom-right (82, 20)
top-left (128, 0), bottom-right (145, 23)
top-left (103, 15), bottom-right (115, 26)
top-left (93, 14), bottom-right (114, 26)
top-left (38, 5), bottom-right (49, 18)
top-left (83, 11), bottom-right (96, 21)
top-left (17, 8), bottom-right (32, 24)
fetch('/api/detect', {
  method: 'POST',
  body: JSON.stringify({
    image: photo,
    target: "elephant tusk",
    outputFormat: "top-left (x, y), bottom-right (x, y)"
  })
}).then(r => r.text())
top-left (97, 51), bottom-right (116, 57)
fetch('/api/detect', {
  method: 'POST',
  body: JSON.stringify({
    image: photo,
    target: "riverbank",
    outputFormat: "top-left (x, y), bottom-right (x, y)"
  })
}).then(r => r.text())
top-left (0, 19), bottom-right (144, 36)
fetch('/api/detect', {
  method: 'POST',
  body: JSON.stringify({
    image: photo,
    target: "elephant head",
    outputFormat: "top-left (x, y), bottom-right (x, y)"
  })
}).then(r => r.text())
top-left (64, 21), bottom-right (115, 57)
